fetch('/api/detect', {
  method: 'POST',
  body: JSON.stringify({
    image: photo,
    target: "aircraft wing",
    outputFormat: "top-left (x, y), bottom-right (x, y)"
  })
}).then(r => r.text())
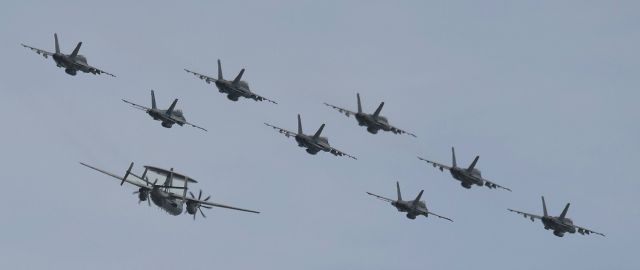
top-left (163, 190), bottom-right (259, 214)
top-left (249, 93), bottom-right (278, 104)
top-left (183, 120), bottom-right (208, 132)
top-left (366, 192), bottom-right (394, 203)
top-left (184, 69), bottom-right (217, 84)
top-left (417, 156), bottom-right (452, 172)
top-left (572, 224), bottom-right (605, 237)
top-left (122, 99), bottom-right (151, 111)
top-left (264, 123), bottom-right (297, 138)
top-left (75, 62), bottom-right (116, 77)
top-left (483, 179), bottom-right (512, 192)
top-left (324, 103), bottom-right (357, 117)
top-left (425, 210), bottom-right (454, 222)
top-left (21, 43), bottom-right (54, 58)
top-left (507, 209), bottom-right (543, 222)
top-left (328, 146), bottom-right (357, 160)
top-left (192, 198), bottom-right (259, 214)
top-left (389, 124), bottom-right (417, 137)
top-left (79, 162), bottom-right (148, 189)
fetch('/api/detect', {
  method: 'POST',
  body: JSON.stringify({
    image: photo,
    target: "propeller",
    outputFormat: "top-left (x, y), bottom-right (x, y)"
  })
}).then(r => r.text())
top-left (133, 188), bottom-right (151, 206)
top-left (189, 190), bottom-right (212, 220)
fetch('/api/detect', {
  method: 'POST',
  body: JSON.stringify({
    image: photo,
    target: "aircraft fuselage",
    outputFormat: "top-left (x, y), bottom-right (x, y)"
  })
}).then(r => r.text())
top-left (295, 134), bottom-right (330, 154)
top-left (147, 109), bottom-right (186, 128)
top-left (391, 200), bottom-right (427, 219)
top-left (449, 167), bottom-right (484, 188)
top-left (215, 80), bottom-right (252, 101)
top-left (52, 53), bottom-right (90, 75)
top-left (355, 113), bottom-right (392, 134)
top-left (148, 188), bottom-right (184, 216)
top-left (541, 216), bottom-right (576, 237)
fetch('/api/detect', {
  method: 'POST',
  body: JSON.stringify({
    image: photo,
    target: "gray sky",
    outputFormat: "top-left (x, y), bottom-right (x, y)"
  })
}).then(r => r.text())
top-left (1, 1), bottom-right (638, 269)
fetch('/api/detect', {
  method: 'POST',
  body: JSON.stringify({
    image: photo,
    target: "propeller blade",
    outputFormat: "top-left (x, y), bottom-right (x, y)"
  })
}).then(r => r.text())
top-left (202, 205), bottom-right (213, 209)
top-left (204, 195), bottom-right (211, 201)
top-left (199, 208), bottom-right (207, 218)
top-left (198, 190), bottom-right (202, 200)
top-left (189, 191), bottom-right (195, 198)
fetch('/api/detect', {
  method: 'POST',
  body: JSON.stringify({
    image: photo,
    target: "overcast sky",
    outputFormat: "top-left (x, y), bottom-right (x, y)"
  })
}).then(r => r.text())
top-left (1, 1), bottom-right (638, 269)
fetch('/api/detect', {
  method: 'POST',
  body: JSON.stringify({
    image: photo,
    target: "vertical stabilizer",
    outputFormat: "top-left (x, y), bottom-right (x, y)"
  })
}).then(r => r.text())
top-left (396, 181), bottom-right (402, 201)
top-left (542, 196), bottom-right (548, 217)
top-left (559, 203), bottom-right (570, 219)
top-left (451, 147), bottom-right (457, 167)
top-left (54, 33), bottom-right (60, 53)
top-left (357, 93), bottom-right (363, 113)
top-left (182, 175), bottom-right (189, 200)
top-left (70, 42), bottom-right (82, 58)
top-left (166, 99), bottom-right (178, 116)
top-left (121, 162), bottom-right (134, 186)
top-left (163, 169), bottom-right (174, 188)
top-left (467, 156), bottom-right (479, 171)
top-left (217, 59), bottom-right (223, 80)
top-left (151, 90), bottom-right (157, 109)
top-left (313, 124), bottom-right (325, 139)
top-left (232, 68), bottom-right (245, 85)
top-left (297, 114), bottom-right (303, 134)
top-left (414, 190), bottom-right (424, 204)
top-left (373, 102), bottom-right (384, 117)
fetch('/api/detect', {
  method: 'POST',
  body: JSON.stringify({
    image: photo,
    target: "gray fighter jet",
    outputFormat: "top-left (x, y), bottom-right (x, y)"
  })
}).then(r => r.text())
top-left (123, 90), bottom-right (207, 131)
top-left (80, 162), bottom-right (260, 218)
top-left (264, 114), bottom-right (357, 159)
top-left (324, 93), bottom-right (416, 137)
top-left (21, 33), bottom-right (115, 77)
top-left (508, 196), bottom-right (604, 237)
top-left (185, 60), bottom-right (277, 104)
top-left (367, 181), bottom-right (453, 221)
top-left (417, 147), bottom-right (511, 191)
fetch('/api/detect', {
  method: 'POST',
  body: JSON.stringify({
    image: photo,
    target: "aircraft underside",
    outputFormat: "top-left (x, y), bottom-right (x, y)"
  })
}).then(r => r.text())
top-left (220, 87), bottom-right (248, 101)
top-left (150, 192), bottom-right (183, 216)
top-left (543, 220), bottom-right (574, 237)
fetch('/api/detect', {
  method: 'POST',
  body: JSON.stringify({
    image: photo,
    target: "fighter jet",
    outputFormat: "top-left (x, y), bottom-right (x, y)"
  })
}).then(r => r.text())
top-left (264, 114), bottom-right (357, 159)
top-left (79, 162), bottom-right (260, 218)
top-left (417, 147), bottom-right (511, 191)
top-left (508, 196), bottom-right (604, 237)
top-left (185, 59), bottom-right (277, 104)
top-left (324, 93), bottom-right (416, 137)
top-left (367, 181), bottom-right (453, 221)
top-left (21, 33), bottom-right (115, 77)
top-left (122, 90), bottom-right (207, 131)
